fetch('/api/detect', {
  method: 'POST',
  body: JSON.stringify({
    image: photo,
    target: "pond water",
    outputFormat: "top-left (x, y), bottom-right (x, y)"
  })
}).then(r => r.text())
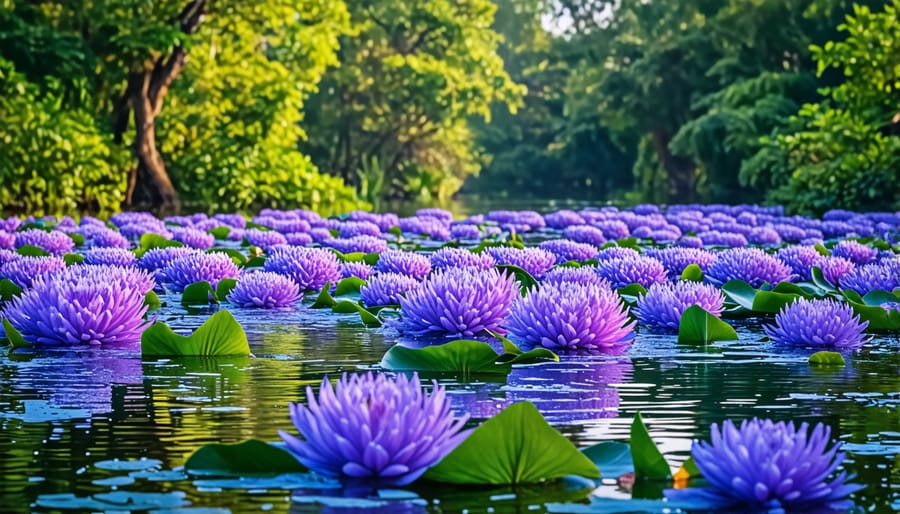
top-left (2, 296), bottom-right (899, 513)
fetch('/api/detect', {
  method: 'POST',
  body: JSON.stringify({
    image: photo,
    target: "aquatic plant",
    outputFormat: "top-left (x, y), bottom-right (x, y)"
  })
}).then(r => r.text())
top-left (15, 229), bottom-right (74, 255)
top-left (538, 239), bottom-right (598, 264)
top-left (243, 228), bottom-right (288, 250)
top-left (325, 235), bottom-right (389, 254)
top-left (449, 224), bottom-right (483, 240)
top-left (0, 255), bottom-right (66, 288)
top-left (264, 246), bottom-right (341, 292)
top-left (562, 226), bottom-right (607, 247)
top-left (831, 240), bottom-right (878, 265)
top-left (429, 247), bottom-right (496, 271)
top-left (764, 298), bottom-right (869, 349)
top-left (506, 281), bottom-right (634, 354)
top-left (375, 249), bottom-right (432, 281)
top-left (338, 221), bottom-right (382, 238)
top-left (665, 418), bottom-right (863, 512)
top-left (340, 261), bottom-right (375, 280)
top-left (776, 245), bottom-right (821, 281)
top-left (635, 281), bottom-right (725, 333)
top-left (644, 247), bottom-right (715, 281)
top-left (83, 247), bottom-right (137, 267)
top-left (87, 227), bottom-right (131, 249)
top-left (279, 372), bottom-right (469, 486)
top-left (160, 251), bottom-right (240, 292)
top-left (815, 256), bottom-right (855, 285)
top-left (839, 259), bottom-right (900, 295)
top-left (595, 256), bottom-right (668, 289)
top-left (594, 247), bottom-right (640, 261)
top-left (170, 227), bottom-right (215, 249)
top-left (227, 271), bottom-right (301, 308)
top-left (705, 248), bottom-right (792, 287)
top-left (540, 266), bottom-right (606, 287)
top-left (360, 272), bottom-right (419, 307)
top-left (485, 247), bottom-right (556, 277)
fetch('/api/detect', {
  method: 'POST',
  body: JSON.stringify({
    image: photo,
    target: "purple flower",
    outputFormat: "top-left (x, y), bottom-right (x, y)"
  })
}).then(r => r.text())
top-left (747, 226), bottom-right (781, 246)
top-left (270, 219), bottom-right (312, 234)
top-left (348, 211), bottom-right (399, 232)
top-left (1, 265), bottom-right (151, 345)
top-left (341, 262), bottom-right (375, 280)
top-left (243, 228), bottom-right (288, 250)
top-left (160, 252), bottom-right (240, 292)
top-left (595, 247), bottom-right (639, 261)
top-left (88, 228), bottom-right (131, 249)
top-left (264, 246), bottom-right (341, 292)
top-left (119, 221), bottom-right (172, 240)
top-left (0, 255), bottom-right (66, 288)
top-left (138, 247), bottom-right (196, 277)
top-left (398, 216), bottom-right (451, 240)
top-left (0, 249), bottom-right (18, 266)
top-left (506, 281), bottom-right (634, 354)
top-left (777, 245), bottom-right (822, 282)
top-left (429, 248), bottom-right (496, 271)
top-left (815, 256), bottom-right (855, 285)
top-left (416, 208), bottom-right (454, 223)
top-left (540, 266), bottom-right (607, 287)
top-left (544, 210), bottom-right (586, 229)
top-left (279, 372), bottom-right (470, 486)
top-left (697, 230), bottom-right (748, 248)
top-left (394, 268), bottom-right (517, 338)
top-left (764, 298), bottom-right (869, 349)
top-left (0, 230), bottom-right (15, 250)
top-left (171, 227), bottom-right (215, 249)
top-left (705, 248), bottom-right (792, 288)
top-left (110, 212), bottom-right (156, 228)
top-left (485, 247), bottom-right (556, 277)
top-left (325, 236), bottom-right (389, 254)
top-left (676, 236), bottom-right (704, 248)
top-left (227, 271), bottom-right (302, 308)
top-left (309, 228), bottom-right (334, 243)
top-left (284, 232), bottom-right (313, 246)
top-left (360, 272), bottom-right (419, 307)
top-left (563, 226), bottom-right (607, 247)
top-left (595, 256), bottom-right (668, 289)
top-left (539, 239), bottom-right (598, 264)
top-left (338, 221), bottom-right (382, 238)
top-left (772, 223), bottom-right (807, 243)
top-left (16, 229), bottom-right (74, 255)
top-left (213, 213), bottom-right (247, 229)
top-left (831, 240), bottom-right (878, 265)
top-left (374, 250), bottom-right (431, 281)
top-left (449, 224), bottom-right (483, 240)
top-left (644, 248), bottom-right (715, 281)
top-left (665, 419), bottom-right (863, 512)
top-left (839, 259), bottom-right (900, 295)
top-left (593, 220), bottom-right (630, 240)
top-left (83, 247), bottom-right (137, 268)
top-left (635, 282), bottom-right (725, 333)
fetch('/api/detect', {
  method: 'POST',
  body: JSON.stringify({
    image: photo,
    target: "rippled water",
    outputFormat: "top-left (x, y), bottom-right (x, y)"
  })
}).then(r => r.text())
top-left (1, 298), bottom-right (899, 513)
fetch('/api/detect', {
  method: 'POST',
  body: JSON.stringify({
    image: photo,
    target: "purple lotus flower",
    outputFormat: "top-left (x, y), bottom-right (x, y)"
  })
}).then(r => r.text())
top-left (398, 216), bottom-right (451, 240)
top-left (593, 220), bottom-right (630, 240)
top-left (341, 261), bottom-right (375, 280)
top-left (171, 227), bottom-right (215, 249)
top-left (1, 265), bottom-right (151, 345)
top-left (429, 247), bottom-right (496, 271)
top-left (0, 230), bottom-right (16, 250)
top-left (697, 230), bottom-right (748, 248)
top-left (0, 255), bottom-right (66, 288)
top-left (264, 246), bottom-right (341, 292)
top-left (243, 228), bottom-right (288, 250)
top-left (676, 236), bottom-right (704, 248)
top-left (705, 248), bottom-right (792, 288)
top-left (15, 229), bottom-right (74, 255)
top-left (839, 259), bottom-right (900, 295)
top-left (563, 226), bottom-right (607, 247)
top-left (665, 418), bottom-right (863, 512)
top-left (394, 268), bottom-right (517, 338)
top-left (416, 208), bottom-right (454, 223)
top-left (485, 247), bottom-right (556, 277)
top-left (764, 298), bottom-right (869, 349)
top-left (270, 219), bottom-right (312, 234)
top-left (635, 281), bottom-right (725, 333)
top-left (88, 228), bottom-right (131, 249)
top-left (595, 256), bottom-right (668, 289)
top-left (279, 372), bottom-right (470, 486)
top-left (539, 239), bottom-right (599, 264)
top-left (594, 247), bottom-right (640, 261)
top-left (777, 245), bottom-right (822, 281)
top-left (284, 232), bottom-right (313, 246)
top-left (118, 221), bottom-right (172, 240)
top-left (227, 271), bottom-right (302, 308)
top-left (374, 250), bottom-right (431, 281)
top-left (338, 221), bottom-right (382, 238)
top-left (160, 252), bottom-right (240, 292)
top-left (213, 213), bottom-right (247, 229)
top-left (747, 226), bottom-right (782, 246)
top-left (0, 249), bottom-right (18, 266)
top-left (309, 228), bottom-right (334, 243)
top-left (325, 235), bottom-right (389, 254)
top-left (831, 240), bottom-right (878, 265)
top-left (544, 210), bottom-right (586, 229)
top-left (449, 224), bottom-right (483, 240)
top-left (644, 247), bottom-right (716, 281)
top-left (815, 256), bottom-right (855, 286)
top-left (83, 247), bottom-right (137, 268)
top-left (360, 272), bottom-right (419, 307)
top-left (138, 246), bottom-right (196, 277)
top-left (506, 281), bottom-right (634, 354)
top-left (540, 266), bottom-right (607, 287)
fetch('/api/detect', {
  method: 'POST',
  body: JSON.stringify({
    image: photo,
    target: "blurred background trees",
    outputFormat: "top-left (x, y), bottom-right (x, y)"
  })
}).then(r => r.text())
top-left (0, 0), bottom-right (898, 216)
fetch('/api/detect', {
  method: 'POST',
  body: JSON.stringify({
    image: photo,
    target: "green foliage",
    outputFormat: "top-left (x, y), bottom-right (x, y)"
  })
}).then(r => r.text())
top-left (141, 310), bottom-right (250, 357)
top-left (184, 440), bottom-right (305, 476)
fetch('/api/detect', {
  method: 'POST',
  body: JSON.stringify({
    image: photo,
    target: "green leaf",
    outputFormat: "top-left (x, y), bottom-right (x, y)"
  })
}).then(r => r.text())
top-left (337, 251), bottom-right (365, 262)
top-left (496, 264), bottom-right (538, 294)
top-left (139, 233), bottom-right (182, 254)
top-left (680, 264), bottom-right (703, 282)
top-left (141, 310), bottom-right (250, 357)
top-left (810, 266), bottom-right (837, 293)
top-left (814, 244), bottom-right (831, 256)
top-left (363, 253), bottom-right (380, 266)
top-left (216, 278), bottom-right (238, 301)
top-left (208, 227), bottom-right (231, 240)
top-left (243, 256), bottom-right (266, 268)
top-left (615, 238), bottom-right (640, 251)
top-left (861, 289), bottom-right (900, 306)
top-left (630, 412), bottom-right (671, 480)
top-left (181, 281), bottom-right (219, 306)
top-left (580, 442), bottom-right (633, 479)
top-left (333, 277), bottom-right (366, 296)
top-left (68, 233), bottom-right (85, 246)
top-left (16, 245), bottom-right (50, 257)
top-left (617, 283), bottom-right (647, 303)
top-left (3, 318), bottom-right (31, 349)
top-left (424, 402), bottom-right (600, 485)
top-left (680, 456), bottom-right (701, 478)
top-left (842, 290), bottom-right (864, 304)
top-left (381, 340), bottom-right (557, 375)
top-left (809, 351), bottom-right (845, 367)
top-left (144, 291), bottom-right (161, 311)
top-left (751, 290), bottom-right (801, 314)
top-left (311, 283), bottom-right (336, 309)
top-left (847, 301), bottom-right (900, 332)
top-left (332, 300), bottom-right (382, 327)
top-left (721, 280), bottom-right (756, 310)
top-left (0, 279), bottom-right (23, 301)
top-left (63, 253), bottom-right (84, 265)
top-left (677, 305), bottom-right (738, 344)
top-left (771, 282), bottom-right (816, 298)
top-left (208, 248), bottom-right (246, 266)
top-left (184, 439), bottom-right (304, 476)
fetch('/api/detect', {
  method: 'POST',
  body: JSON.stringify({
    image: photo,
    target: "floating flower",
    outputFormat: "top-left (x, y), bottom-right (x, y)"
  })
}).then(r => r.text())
top-left (264, 246), bottom-right (341, 292)
top-left (284, 232), bottom-right (313, 246)
top-left (0, 255), bottom-right (66, 288)
top-left (88, 227), bottom-right (131, 249)
top-left (665, 418), bottom-right (863, 512)
top-left (563, 226), bottom-right (607, 247)
top-left (544, 210), bottom-right (586, 229)
top-left (815, 256), bottom-right (855, 286)
top-left (138, 247), bottom-right (196, 279)
top-left (635, 281), bottom-right (725, 333)
top-left (764, 298), bottom-right (869, 349)
top-left (325, 235), bottom-right (389, 254)
top-left (118, 221), bottom-right (172, 240)
top-left (676, 236), bottom-right (704, 248)
top-left (485, 247), bottom-right (556, 277)
top-left (83, 247), bottom-right (137, 268)
top-left (506, 281), bottom-right (634, 354)
top-left (398, 216), bottom-right (450, 240)
top-left (0, 230), bottom-right (14, 250)
top-left (338, 221), bottom-right (382, 238)
top-left (540, 266), bottom-right (606, 287)
top-left (777, 245), bottom-right (822, 282)
top-left (1, 265), bottom-right (152, 345)
top-left (227, 271), bottom-right (301, 308)
top-left (15, 229), bottom-right (74, 255)
top-left (595, 256), bottom-right (668, 289)
top-left (645, 247), bottom-right (715, 281)
top-left (360, 272), bottom-right (419, 307)
top-left (160, 251), bottom-right (240, 292)
top-left (705, 248), bottom-right (791, 288)
top-left (594, 247), bottom-right (639, 261)
top-left (747, 226), bottom-right (781, 246)
top-left (839, 259), bottom-right (900, 296)
top-left (341, 261), bottom-right (375, 280)
top-left (831, 240), bottom-right (878, 265)
top-left (374, 249), bottom-right (432, 281)
top-left (429, 247), bottom-right (496, 271)
top-left (593, 220), bottom-right (630, 240)
top-left (696, 230), bottom-right (748, 248)
top-left (213, 213), bottom-right (247, 229)
top-left (394, 268), bottom-right (517, 338)
top-left (171, 227), bottom-right (215, 249)
top-left (449, 224), bottom-right (483, 240)
top-left (243, 228), bottom-right (288, 250)
top-left (279, 372), bottom-right (470, 486)
top-left (539, 239), bottom-right (598, 264)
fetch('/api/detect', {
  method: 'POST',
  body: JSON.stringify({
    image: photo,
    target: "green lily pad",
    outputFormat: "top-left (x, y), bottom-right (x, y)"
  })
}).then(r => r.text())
top-left (215, 278), bottom-right (238, 301)
top-left (751, 289), bottom-right (801, 314)
top-left (181, 281), bottom-right (219, 306)
top-left (185, 439), bottom-right (305, 476)
top-left (677, 305), bottom-right (738, 344)
top-left (311, 282), bottom-right (336, 309)
top-left (0, 279), bottom-right (23, 301)
top-left (381, 340), bottom-right (557, 375)
top-left (334, 277), bottom-right (366, 296)
top-left (721, 280), bottom-right (756, 310)
top-left (630, 412), bottom-right (671, 480)
top-left (580, 441), bottom-right (633, 479)
top-left (63, 253), bottom-right (84, 265)
top-left (809, 351), bottom-right (845, 367)
top-left (208, 226), bottom-right (231, 240)
top-left (138, 233), bottom-right (182, 256)
top-left (141, 310), bottom-right (250, 357)
top-left (497, 264), bottom-right (538, 294)
top-left (208, 248), bottom-right (246, 266)
top-left (144, 290), bottom-right (162, 311)
top-left (332, 300), bottom-right (382, 327)
top-left (16, 244), bottom-right (50, 257)
top-left (679, 264), bottom-right (703, 282)
top-left (3, 318), bottom-right (31, 349)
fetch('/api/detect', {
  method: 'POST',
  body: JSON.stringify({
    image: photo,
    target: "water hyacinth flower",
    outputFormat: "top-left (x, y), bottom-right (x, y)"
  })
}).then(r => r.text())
top-left (340, 261), bottom-right (374, 280)
top-left (265, 246), bottom-right (341, 292)
top-left (594, 246), bottom-right (639, 261)
top-left (839, 259), bottom-right (900, 296)
top-left (539, 239), bottom-right (598, 264)
top-left (325, 235), bottom-right (389, 254)
top-left (88, 227), bottom-right (131, 249)
top-left (705, 248), bottom-right (792, 288)
top-left (160, 251), bottom-right (240, 292)
top-left (227, 271), bottom-right (302, 308)
top-left (815, 256), bottom-right (855, 286)
top-left (394, 268), bottom-right (517, 338)
top-left (506, 281), bottom-right (635, 354)
top-left (777, 245), bottom-right (822, 282)
top-left (374, 249), bottom-right (432, 281)
top-left (764, 298), bottom-right (869, 349)
top-left (635, 281), bottom-right (725, 333)
top-left (429, 247), bottom-right (496, 271)
top-left (1, 265), bottom-right (152, 345)
top-left (665, 418), bottom-right (863, 512)
top-left (831, 240), bottom-right (878, 265)
top-left (595, 256), bottom-right (668, 289)
top-left (0, 255), bottom-right (66, 288)
top-left (544, 210), bottom-right (586, 229)
top-left (83, 247), bottom-right (138, 267)
top-left (284, 232), bottom-right (313, 246)
top-left (338, 221), bottom-right (382, 238)
top-left (593, 219), bottom-right (630, 240)
top-left (213, 213), bottom-right (247, 229)
top-left (449, 223), bottom-right (483, 240)
top-left (279, 372), bottom-right (470, 486)
top-left (747, 226), bottom-right (782, 246)
top-left (0, 249), bottom-right (18, 266)
top-left (138, 246), bottom-right (196, 276)
top-left (243, 228), bottom-right (288, 250)
top-left (645, 247), bottom-right (715, 281)
top-left (563, 226), bottom-right (606, 247)
top-left (170, 227), bottom-right (215, 249)
top-left (485, 247), bottom-right (556, 277)
top-left (540, 266), bottom-right (606, 287)
top-left (360, 272), bottom-right (420, 307)
top-left (696, 230), bottom-right (748, 248)
top-left (15, 229), bottom-right (74, 255)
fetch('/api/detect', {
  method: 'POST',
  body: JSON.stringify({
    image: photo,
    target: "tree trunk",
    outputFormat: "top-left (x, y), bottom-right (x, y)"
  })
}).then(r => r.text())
top-left (651, 129), bottom-right (696, 201)
top-left (114, 0), bottom-right (206, 213)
